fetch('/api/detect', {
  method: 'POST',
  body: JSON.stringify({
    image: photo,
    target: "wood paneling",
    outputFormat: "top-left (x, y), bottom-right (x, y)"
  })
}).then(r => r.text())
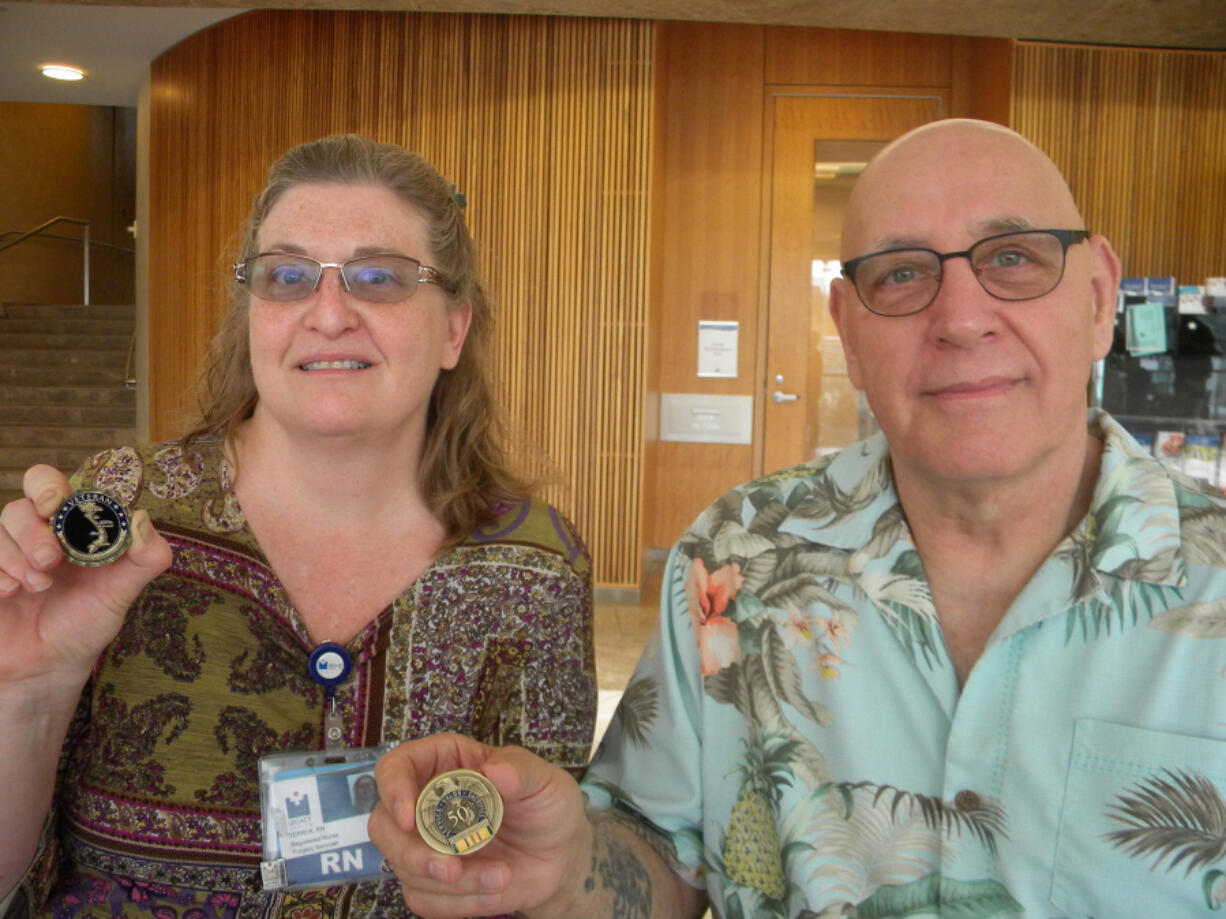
top-left (149, 10), bottom-right (652, 586)
top-left (1013, 42), bottom-right (1226, 283)
top-left (765, 26), bottom-right (956, 87)
top-left (951, 36), bottom-right (1013, 126)
top-left (644, 21), bottom-right (766, 550)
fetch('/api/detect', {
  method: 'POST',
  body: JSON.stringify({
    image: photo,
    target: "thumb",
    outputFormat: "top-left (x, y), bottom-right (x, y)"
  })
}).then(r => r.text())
top-left (481, 746), bottom-right (571, 814)
top-left (482, 751), bottom-right (534, 804)
top-left (92, 509), bottom-right (173, 614)
top-left (127, 509), bottom-right (172, 568)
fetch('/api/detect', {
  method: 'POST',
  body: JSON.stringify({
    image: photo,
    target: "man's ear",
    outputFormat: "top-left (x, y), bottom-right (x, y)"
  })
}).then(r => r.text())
top-left (828, 277), bottom-right (864, 390)
top-left (1087, 235), bottom-right (1122, 362)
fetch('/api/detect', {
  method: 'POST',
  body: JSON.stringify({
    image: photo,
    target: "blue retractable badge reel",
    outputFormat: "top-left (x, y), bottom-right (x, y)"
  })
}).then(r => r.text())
top-left (308, 641), bottom-right (353, 749)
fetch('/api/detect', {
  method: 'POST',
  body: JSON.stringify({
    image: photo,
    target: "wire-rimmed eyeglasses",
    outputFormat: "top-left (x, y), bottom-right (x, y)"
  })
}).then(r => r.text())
top-left (841, 229), bottom-right (1090, 317)
top-left (233, 252), bottom-right (453, 303)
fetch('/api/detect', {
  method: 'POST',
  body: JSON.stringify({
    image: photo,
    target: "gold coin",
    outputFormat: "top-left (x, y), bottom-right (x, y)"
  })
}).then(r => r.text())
top-left (415, 768), bottom-right (503, 856)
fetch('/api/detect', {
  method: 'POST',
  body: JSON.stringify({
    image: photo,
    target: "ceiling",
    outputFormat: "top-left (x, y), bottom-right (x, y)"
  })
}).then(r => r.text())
top-left (0, 3), bottom-right (240, 105)
top-left (3, 0), bottom-right (1225, 108)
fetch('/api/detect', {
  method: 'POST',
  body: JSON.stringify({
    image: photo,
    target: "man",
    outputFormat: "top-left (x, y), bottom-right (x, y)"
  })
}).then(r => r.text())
top-left (370, 119), bottom-right (1226, 917)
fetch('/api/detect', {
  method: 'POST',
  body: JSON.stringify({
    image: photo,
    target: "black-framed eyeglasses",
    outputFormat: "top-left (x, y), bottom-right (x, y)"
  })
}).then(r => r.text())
top-left (841, 229), bottom-right (1090, 318)
top-left (233, 252), bottom-right (453, 303)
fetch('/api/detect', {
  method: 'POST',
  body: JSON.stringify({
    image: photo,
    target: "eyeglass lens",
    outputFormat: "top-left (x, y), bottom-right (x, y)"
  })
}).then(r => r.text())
top-left (852, 231), bottom-right (1073, 316)
top-left (245, 254), bottom-right (424, 302)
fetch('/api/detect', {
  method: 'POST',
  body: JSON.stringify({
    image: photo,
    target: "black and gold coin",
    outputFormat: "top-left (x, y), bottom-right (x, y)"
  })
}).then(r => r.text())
top-left (415, 769), bottom-right (503, 856)
top-left (51, 491), bottom-right (132, 567)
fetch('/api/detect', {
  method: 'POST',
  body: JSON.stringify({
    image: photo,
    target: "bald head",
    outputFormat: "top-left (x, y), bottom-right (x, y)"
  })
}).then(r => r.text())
top-left (827, 116), bottom-right (1121, 497)
top-left (842, 119), bottom-right (1086, 262)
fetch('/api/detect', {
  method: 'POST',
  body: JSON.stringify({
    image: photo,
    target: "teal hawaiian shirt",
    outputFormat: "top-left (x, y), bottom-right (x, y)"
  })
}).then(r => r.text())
top-left (582, 411), bottom-right (1226, 918)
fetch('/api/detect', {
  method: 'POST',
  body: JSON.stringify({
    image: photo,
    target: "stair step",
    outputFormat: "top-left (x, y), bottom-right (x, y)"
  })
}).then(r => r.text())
top-left (0, 404), bottom-right (135, 425)
top-left (0, 348), bottom-right (128, 369)
top-left (0, 366), bottom-right (128, 387)
top-left (0, 317), bottom-right (135, 336)
top-left (0, 426), bottom-right (137, 448)
top-left (0, 301), bottom-right (139, 508)
top-left (0, 445), bottom-right (121, 471)
top-left (1, 304), bottom-right (134, 321)
top-left (0, 332), bottom-right (131, 351)
top-left (4, 386), bottom-right (135, 407)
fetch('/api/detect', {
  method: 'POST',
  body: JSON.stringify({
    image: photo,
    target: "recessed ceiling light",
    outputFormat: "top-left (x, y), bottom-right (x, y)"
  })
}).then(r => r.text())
top-left (41, 64), bottom-right (85, 81)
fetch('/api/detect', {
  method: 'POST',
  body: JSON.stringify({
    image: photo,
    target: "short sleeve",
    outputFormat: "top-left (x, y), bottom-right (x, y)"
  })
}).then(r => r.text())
top-left (580, 542), bottom-right (707, 885)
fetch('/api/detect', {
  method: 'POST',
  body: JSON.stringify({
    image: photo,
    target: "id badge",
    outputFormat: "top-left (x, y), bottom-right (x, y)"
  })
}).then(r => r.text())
top-left (259, 745), bottom-right (394, 890)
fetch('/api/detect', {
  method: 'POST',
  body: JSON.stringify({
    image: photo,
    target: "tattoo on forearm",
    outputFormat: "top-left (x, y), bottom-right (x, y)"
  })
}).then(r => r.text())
top-left (585, 816), bottom-right (652, 919)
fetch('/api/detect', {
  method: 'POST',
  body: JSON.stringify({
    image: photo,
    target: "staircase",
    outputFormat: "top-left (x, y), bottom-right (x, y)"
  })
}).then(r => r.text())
top-left (0, 303), bottom-right (137, 506)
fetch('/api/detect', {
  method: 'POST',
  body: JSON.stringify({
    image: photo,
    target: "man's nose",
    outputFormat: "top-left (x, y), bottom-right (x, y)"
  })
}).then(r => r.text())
top-left (925, 256), bottom-right (1001, 343)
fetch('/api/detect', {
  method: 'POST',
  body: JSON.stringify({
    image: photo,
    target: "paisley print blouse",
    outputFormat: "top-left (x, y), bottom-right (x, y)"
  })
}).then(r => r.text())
top-left (10, 440), bottom-right (595, 919)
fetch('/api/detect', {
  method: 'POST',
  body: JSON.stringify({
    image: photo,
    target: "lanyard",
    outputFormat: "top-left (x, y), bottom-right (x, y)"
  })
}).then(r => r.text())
top-left (307, 641), bottom-right (353, 750)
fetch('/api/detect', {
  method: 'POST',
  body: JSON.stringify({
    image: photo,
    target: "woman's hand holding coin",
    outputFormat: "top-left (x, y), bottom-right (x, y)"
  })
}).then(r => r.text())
top-left (0, 464), bottom-right (173, 690)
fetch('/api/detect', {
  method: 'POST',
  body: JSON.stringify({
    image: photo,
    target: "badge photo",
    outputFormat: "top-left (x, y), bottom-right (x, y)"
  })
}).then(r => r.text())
top-left (258, 746), bottom-right (394, 891)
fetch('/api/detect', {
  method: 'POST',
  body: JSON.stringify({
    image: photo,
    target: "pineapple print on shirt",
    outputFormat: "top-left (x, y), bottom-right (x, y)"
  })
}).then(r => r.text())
top-left (720, 732), bottom-right (796, 901)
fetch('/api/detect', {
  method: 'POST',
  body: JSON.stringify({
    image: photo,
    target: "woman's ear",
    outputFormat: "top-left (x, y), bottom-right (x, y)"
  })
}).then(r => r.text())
top-left (441, 303), bottom-right (473, 370)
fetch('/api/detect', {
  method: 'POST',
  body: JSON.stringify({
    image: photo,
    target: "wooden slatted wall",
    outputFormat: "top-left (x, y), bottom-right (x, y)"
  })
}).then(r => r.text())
top-left (149, 10), bottom-right (652, 586)
top-left (1013, 41), bottom-right (1226, 282)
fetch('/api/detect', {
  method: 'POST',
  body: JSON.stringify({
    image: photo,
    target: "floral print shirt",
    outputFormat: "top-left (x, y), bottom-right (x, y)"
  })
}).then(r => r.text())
top-left (583, 411), bottom-right (1226, 918)
top-left (11, 441), bottom-right (595, 919)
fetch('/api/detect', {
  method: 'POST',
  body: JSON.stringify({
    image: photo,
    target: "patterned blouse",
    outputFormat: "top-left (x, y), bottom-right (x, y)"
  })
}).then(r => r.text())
top-left (10, 441), bottom-right (596, 919)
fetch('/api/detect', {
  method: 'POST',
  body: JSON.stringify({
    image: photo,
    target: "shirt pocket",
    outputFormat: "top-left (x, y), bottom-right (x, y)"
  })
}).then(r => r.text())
top-left (1051, 719), bottom-right (1226, 916)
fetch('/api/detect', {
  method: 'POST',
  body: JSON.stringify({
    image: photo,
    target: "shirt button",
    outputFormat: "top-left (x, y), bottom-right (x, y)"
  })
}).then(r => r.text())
top-left (954, 789), bottom-right (981, 812)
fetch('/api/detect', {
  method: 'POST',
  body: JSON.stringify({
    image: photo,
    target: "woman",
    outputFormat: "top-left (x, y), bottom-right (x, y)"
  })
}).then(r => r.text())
top-left (0, 135), bottom-right (596, 918)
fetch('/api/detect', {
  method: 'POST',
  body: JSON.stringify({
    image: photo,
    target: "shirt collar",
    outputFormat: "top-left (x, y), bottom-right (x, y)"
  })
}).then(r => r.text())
top-left (1082, 409), bottom-right (1182, 586)
top-left (775, 411), bottom-right (1183, 585)
top-left (776, 430), bottom-right (898, 552)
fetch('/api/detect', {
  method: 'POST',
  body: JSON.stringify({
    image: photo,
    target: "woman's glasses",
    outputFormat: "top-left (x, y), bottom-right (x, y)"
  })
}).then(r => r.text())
top-left (233, 253), bottom-right (452, 303)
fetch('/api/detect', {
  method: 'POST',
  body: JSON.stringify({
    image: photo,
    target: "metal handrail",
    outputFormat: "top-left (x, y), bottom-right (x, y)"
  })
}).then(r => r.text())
top-left (124, 332), bottom-right (138, 390)
top-left (0, 216), bottom-right (134, 307)
top-left (0, 228), bottom-right (134, 255)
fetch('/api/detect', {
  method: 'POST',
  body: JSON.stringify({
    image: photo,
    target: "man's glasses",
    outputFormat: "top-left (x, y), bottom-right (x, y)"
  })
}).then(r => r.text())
top-left (233, 253), bottom-right (452, 303)
top-left (841, 229), bottom-right (1090, 317)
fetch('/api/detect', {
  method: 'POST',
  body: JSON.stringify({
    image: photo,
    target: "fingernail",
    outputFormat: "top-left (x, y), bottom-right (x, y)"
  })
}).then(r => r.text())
top-left (36, 489), bottom-right (61, 512)
top-left (33, 545), bottom-right (60, 567)
top-left (27, 570), bottom-right (53, 592)
top-left (427, 859), bottom-right (448, 881)
top-left (132, 510), bottom-right (154, 549)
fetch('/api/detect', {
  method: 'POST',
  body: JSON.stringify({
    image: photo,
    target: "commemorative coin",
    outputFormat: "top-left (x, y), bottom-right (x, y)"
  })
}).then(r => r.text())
top-left (415, 768), bottom-right (503, 856)
top-left (51, 490), bottom-right (132, 567)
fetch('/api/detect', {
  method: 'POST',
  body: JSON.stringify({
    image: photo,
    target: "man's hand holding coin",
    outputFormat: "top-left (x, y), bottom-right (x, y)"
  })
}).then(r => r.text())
top-left (370, 733), bottom-right (593, 919)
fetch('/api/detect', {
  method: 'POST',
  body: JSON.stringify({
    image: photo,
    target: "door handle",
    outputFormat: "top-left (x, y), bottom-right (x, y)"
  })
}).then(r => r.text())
top-left (772, 391), bottom-right (799, 403)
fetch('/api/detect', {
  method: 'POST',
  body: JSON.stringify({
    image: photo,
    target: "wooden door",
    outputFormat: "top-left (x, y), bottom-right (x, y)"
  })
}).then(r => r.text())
top-left (760, 91), bottom-right (946, 475)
